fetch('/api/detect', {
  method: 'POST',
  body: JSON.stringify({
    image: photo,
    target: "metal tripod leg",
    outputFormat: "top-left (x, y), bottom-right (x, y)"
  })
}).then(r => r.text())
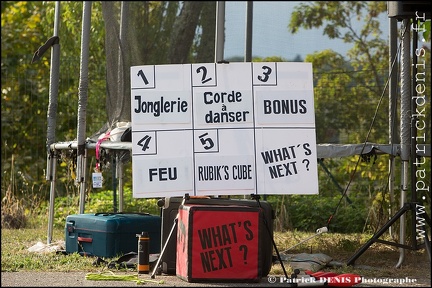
top-left (251, 194), bottom-right (289, 279)
top-left (151, 194), bottom-right (189, 279)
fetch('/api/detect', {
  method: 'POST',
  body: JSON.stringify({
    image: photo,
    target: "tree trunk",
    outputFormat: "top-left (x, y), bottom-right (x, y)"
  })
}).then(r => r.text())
top-left (168, 1), bottom-right (204, 63)
top-left (196, 1), bottom-right (216, 63)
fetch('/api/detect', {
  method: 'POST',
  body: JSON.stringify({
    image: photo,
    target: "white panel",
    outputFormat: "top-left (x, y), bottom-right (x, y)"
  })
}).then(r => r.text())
top-left (130, 62), bottom-right (318, 198)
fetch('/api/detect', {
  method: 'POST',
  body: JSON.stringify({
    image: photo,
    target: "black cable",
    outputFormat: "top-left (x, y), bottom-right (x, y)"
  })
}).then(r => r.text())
top-left (251, 194), bottom-right (289, 279)
top-left (326, 23), bottom-right (407, 229)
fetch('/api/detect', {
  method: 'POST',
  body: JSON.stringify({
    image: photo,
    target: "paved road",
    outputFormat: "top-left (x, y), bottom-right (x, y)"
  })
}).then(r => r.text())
top-left (2, 272), bottom-right (430, 287)
top-left (1, 272), bottom-right (292, 287)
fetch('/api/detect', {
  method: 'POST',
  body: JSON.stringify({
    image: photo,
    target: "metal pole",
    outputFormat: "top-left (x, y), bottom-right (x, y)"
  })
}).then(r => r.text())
top-left (47, 153), bottom-right (57, 244)
top-left (77, 1), bottom-right (92, 213)
top-left (244, 2), bottom-right (253, 62)
top-left (388, 17), bottom-right (398, 238)
top-left (116, 2), bottom-right (128, 212)
top-left (112, 153), bottom-right (117, 213)
top-left (396, 18), bottom-right (411, 268)
top-left (46, 1), bottom-right (61, 244)
top-left (118, 159), bottom-right (124, 212)
top-left (215, 1), bottom-right (225, 62)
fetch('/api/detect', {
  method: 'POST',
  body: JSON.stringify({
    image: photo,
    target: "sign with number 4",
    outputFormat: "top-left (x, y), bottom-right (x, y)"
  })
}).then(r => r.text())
top-left (130, 62), bottom-right (318, 198)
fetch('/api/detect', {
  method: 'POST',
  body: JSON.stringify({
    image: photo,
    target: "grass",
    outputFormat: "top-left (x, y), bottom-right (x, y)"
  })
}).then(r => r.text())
top-left (1, 185), bottom-right (430, 285)
top-left (1, 224), bottom-right (430, 285)
top-left (1, 227), bottom-right (98, 272)
top-left (271, 230), bottom-right (431, 284)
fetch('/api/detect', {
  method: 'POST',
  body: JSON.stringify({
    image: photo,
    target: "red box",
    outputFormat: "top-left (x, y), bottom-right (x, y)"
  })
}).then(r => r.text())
top-left (176, 204), bottom-right (262, 282)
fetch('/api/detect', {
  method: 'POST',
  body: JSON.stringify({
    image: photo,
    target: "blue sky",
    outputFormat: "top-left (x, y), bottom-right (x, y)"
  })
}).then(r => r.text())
top-left (223, 1), bottom-right (390, 60)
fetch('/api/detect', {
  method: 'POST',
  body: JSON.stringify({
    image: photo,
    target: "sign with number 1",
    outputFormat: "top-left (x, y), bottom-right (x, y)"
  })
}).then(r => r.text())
top-left (130, 62), bottom-right (318, 198)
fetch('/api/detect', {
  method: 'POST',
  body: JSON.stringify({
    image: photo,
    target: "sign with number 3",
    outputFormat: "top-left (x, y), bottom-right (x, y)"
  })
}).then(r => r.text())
top-left (130, 62), bottom-right (318, 198)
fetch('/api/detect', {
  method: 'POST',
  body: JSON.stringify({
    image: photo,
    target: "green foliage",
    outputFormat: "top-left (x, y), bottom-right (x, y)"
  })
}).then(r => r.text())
top-left (253, 56), bottom-right (288, 62)
top-left (287, 1), bottom-right (431, 233)
top-left (1, 1), bottom-right (108, 200)
top-left (1, 2), bottom-right (430, 245)
top-left (1, 2), bottom-right (48, 197)
top-left (0, 1), bottom-right (216, 200)
top-left (290, 2), bottom-right (390, 145)
top-left (35, 187), bottom-right (161, 229)
top-left (267, 194), bottom-right (368, 233)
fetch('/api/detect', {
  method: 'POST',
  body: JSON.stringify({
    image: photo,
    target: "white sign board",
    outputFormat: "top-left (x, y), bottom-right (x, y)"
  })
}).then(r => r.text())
top-left (130, 62), bottom-right (318, 198)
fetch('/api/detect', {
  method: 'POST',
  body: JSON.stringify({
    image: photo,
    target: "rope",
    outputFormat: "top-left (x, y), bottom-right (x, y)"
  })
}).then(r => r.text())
top-left (281, 227), bottom-right (329, 253)
top-left (85, 271), bottom-right (164, 285)
top-left (326, 24), bottom-right (405, 229)
top-left (95, 131), bottom-right (111, 172)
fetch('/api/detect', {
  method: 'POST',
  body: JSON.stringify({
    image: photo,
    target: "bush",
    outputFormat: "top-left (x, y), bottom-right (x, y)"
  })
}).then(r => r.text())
top-left (31, 188), bottom-right (161, 229)
top-left (1, 186), bottom-right (27, 229)
top-left (266, 194), bottom-right (368, 233)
